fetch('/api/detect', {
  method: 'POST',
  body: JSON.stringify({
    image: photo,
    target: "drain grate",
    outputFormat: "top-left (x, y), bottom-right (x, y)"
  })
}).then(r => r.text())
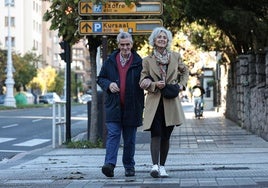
top-left (170, 168), bottom-right (205, 172)
top-left (213, 166), bottom-right (250, 170)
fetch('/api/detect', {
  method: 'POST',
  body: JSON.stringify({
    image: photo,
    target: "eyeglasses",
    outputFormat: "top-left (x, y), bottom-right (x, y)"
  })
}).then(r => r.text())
top-left (119, 43), bottom-right (131, 47)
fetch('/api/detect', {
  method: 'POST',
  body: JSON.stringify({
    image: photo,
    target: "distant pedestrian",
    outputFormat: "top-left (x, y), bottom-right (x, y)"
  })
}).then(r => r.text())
top-left (97, 31), bottom-right (144, 177)
top-left (192, 80), bottom-right (205, 118)
top-left (140, 27), bottom-right (189, 178)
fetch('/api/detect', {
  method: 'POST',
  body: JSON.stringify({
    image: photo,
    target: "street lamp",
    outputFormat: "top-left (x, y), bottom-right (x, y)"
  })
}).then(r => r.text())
top-left (4, 0), bottom-right (16, 107)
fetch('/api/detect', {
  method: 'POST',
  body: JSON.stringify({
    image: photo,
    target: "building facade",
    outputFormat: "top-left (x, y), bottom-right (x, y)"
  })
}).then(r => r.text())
top-left (0, 0), bottom-right (43, 58)
top-left (0, 0), bottom-right (91, 93)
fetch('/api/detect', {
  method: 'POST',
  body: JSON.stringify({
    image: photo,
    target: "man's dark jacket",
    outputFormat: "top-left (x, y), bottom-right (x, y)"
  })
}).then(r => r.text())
top-left (97, 49), bottom-right (144, 127)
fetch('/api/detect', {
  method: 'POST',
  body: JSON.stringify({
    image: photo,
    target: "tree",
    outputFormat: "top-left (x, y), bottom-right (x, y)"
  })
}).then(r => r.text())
top-left (0, 50), bottom-right (38, 93)
top-left (0, 50), bottom-right (7, 94)
top-left (13, 52), bottom-right (39, 91)
top-left (163, 0), bottom-right (268, 56)
top-left (29, 66), bottom-right (58, 95)
top-left (53, 70), bottom-right (65, 95)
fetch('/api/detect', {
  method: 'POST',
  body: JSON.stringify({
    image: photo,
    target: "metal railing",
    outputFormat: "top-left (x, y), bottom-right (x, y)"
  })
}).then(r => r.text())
top-left (52, 101), bottom-right (66, 148)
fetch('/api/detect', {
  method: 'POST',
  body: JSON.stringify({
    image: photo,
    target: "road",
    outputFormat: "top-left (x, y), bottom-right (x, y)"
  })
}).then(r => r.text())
top-left (0, 104), bottom-right (88, 162)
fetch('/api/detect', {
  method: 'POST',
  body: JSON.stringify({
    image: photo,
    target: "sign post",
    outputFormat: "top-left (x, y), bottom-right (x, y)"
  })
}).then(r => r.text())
top-left (79, 1), bottom-right (163, 15)
top-left (79, 19), bottom-right (163, 35)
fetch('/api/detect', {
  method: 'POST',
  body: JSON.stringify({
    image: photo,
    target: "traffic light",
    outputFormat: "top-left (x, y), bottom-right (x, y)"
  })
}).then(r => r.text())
top-left (59, 41), bottom-right (70, 63)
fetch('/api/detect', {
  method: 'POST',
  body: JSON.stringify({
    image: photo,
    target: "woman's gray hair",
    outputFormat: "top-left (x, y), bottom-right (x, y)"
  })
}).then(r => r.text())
top-left (148, 27), bottom-right (173, 50)
top-left (116, 30), bottom-right (133, 44)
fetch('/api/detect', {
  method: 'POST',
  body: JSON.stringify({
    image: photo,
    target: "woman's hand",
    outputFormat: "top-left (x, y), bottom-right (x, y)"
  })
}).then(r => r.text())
top-left (156, 80), bottom-right (165, 89)
top-left (140, 78), bottom-right (152, 89)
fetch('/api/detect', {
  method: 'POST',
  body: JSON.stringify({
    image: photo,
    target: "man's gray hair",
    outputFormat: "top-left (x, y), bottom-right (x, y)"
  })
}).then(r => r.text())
top-left (148, 27), bottom-right (173, 50)
top-left (117, 30), bottom-right (133, 44)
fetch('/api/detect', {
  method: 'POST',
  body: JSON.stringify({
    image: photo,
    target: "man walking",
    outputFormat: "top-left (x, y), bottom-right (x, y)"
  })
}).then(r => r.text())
top-left (97, 31), bottom-right (144, 177)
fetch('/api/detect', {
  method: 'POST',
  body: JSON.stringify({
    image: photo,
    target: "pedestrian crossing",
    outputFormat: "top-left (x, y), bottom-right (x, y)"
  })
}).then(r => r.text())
top-left (13, 139), bottom-right (50, 147)
top-left (0, 137), bottom-right (16, 143)
top-left (0, 137), bottom-right (51, 147)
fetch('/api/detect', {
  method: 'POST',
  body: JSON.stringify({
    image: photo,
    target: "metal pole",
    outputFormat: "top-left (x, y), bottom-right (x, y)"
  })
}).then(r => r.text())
top-left (65, 42), bottom-right (71, 142)
top-left (4, 0), bottom-right (16, 107)
top-left (63, 63), bottom-right (67, 101)
top-left (52, 102), bottom-right (56, 148)
top-left (101, 36), bottom-right (107, 146)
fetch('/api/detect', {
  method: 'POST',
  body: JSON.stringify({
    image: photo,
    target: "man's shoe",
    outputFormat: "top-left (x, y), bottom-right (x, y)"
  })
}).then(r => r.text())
top-left (102, 164), bottom-right (114, 177)
top-left (150, 164), bottom-right (159, 178)
top-left (125, 167), bottom-right (135, 177)
top-left (159, 165), bottom-right (169, 178)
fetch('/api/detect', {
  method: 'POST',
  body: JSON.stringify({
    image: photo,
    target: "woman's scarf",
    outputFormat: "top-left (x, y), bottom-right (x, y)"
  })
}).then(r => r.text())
top-left (153, 48), bottom-right (170, 81)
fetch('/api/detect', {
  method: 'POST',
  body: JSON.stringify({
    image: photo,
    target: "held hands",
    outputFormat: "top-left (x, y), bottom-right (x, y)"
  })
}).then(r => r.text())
top-left (109, 82), bottom-right (120, 93)
top-left (140, 79), bottom-right (165, 90)
top-left (156, 80), bottom-right (165, 89)
top-left (140, 78), bottom-right (152, 89)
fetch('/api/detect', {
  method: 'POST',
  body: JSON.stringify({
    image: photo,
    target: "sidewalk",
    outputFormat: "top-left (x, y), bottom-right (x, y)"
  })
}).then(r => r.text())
top-left (1, 104), bottom-right (268, 187)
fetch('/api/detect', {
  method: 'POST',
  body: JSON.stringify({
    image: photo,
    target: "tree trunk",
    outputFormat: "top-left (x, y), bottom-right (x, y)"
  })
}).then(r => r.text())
top-left (86, 36), bottom-right (102, 144)
top-left (89, 47), bottom-right (98, 143)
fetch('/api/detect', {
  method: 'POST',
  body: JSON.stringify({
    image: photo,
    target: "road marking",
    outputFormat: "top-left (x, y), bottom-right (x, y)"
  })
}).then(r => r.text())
top-left (32, 119), bottom-right (42, 123)
top-left (0, 115), bottom-right (53, 119)
top-left (2, 124), bottom-right (19, 128)
top-left (197, 139), bottom-right (214, 142)
top-left (0, 116), bottom-right (87, 120)
top-left (0, 149), bottom-right (25, 153)
top-left (71, 117), bottom-right (87, 120)
top-left (13, 139), bottom-right (51, 147)
top-left (0, 137), bottom-right (16, 143)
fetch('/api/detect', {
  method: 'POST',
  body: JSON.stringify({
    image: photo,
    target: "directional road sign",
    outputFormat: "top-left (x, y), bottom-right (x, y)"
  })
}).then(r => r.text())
top-left (79, 19), bottom-right (163, 35)
top-left (79, 1), bottom-right (163, 15)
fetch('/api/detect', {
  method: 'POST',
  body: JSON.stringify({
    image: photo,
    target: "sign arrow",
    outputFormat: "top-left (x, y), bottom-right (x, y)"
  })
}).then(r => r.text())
top-left (82, 3), bottom-right (92, 13)
top-left (82, 23), bottom-right (92, 32)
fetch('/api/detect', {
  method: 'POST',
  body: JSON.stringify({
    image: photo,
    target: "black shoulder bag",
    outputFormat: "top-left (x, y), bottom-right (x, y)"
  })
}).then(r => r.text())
top-left (161, 84), bottom-right (180, 99)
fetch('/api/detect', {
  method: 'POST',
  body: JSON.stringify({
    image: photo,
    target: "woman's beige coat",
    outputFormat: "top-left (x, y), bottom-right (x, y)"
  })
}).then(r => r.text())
top-left (140, 52), bottom-right (189, 130)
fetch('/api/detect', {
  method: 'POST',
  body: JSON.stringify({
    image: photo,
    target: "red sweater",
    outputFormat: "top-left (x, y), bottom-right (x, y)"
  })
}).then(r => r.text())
top-left (116, 53), bottom-right (133, 108)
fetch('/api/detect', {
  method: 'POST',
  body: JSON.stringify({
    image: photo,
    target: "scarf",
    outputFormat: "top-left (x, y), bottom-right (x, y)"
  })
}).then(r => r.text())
top-left (153, 49), bottom-right (170, 81)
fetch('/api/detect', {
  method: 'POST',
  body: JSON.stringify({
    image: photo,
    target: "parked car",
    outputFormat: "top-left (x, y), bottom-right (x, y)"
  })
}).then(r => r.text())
top-left (79, 94), bottom-right (92, 104)
top-left (0, 95), bottom-right (5, 104)
top-left (39, 92), bottom-right (61, 104)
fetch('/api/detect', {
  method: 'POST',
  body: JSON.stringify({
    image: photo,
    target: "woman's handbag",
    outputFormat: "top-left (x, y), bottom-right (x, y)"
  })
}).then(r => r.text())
top-left (161, 84), bottom-right (180, 99)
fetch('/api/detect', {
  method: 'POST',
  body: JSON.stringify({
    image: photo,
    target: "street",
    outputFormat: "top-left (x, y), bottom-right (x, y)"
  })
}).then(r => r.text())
top-left (0, 104), bottom-right (88, 162)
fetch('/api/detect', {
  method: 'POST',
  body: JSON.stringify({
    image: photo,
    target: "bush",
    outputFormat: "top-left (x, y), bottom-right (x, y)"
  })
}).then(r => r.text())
top-left (65, 139), bottom-right (103, 148)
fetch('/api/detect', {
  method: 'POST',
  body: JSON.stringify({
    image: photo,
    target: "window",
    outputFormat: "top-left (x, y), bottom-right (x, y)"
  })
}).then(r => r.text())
top-left (4, 17), bottom-right (15, 27)
top-left (5, 0), bottom-right (15, 6)
top-left (33, 40), bottom-right (38, 50)
top-left (72, 60), bottom-right (84, 70)
top-left (11, 17), bottom-right (15, 27)
top-left (36, 2), bottom-right (38, 12)
top-left (5, 36), bottom-right (15, 47)
top-left (73, 49), bottom-right (84, 59)
top-left (5, 17), bottom-right (8, 26)
top-left (46, 47), bottom-right (50, 56)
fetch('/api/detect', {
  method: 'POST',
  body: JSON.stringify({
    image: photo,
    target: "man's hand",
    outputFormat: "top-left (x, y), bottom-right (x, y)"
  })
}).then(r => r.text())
top-left (109, 82), bottom-right (120, 93)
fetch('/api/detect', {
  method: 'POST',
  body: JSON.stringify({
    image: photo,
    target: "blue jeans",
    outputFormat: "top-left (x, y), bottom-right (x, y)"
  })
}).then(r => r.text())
top-left (104, 122), bottom-right (137, 169)
top-left (194, 97), bottom-right (204, 116)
